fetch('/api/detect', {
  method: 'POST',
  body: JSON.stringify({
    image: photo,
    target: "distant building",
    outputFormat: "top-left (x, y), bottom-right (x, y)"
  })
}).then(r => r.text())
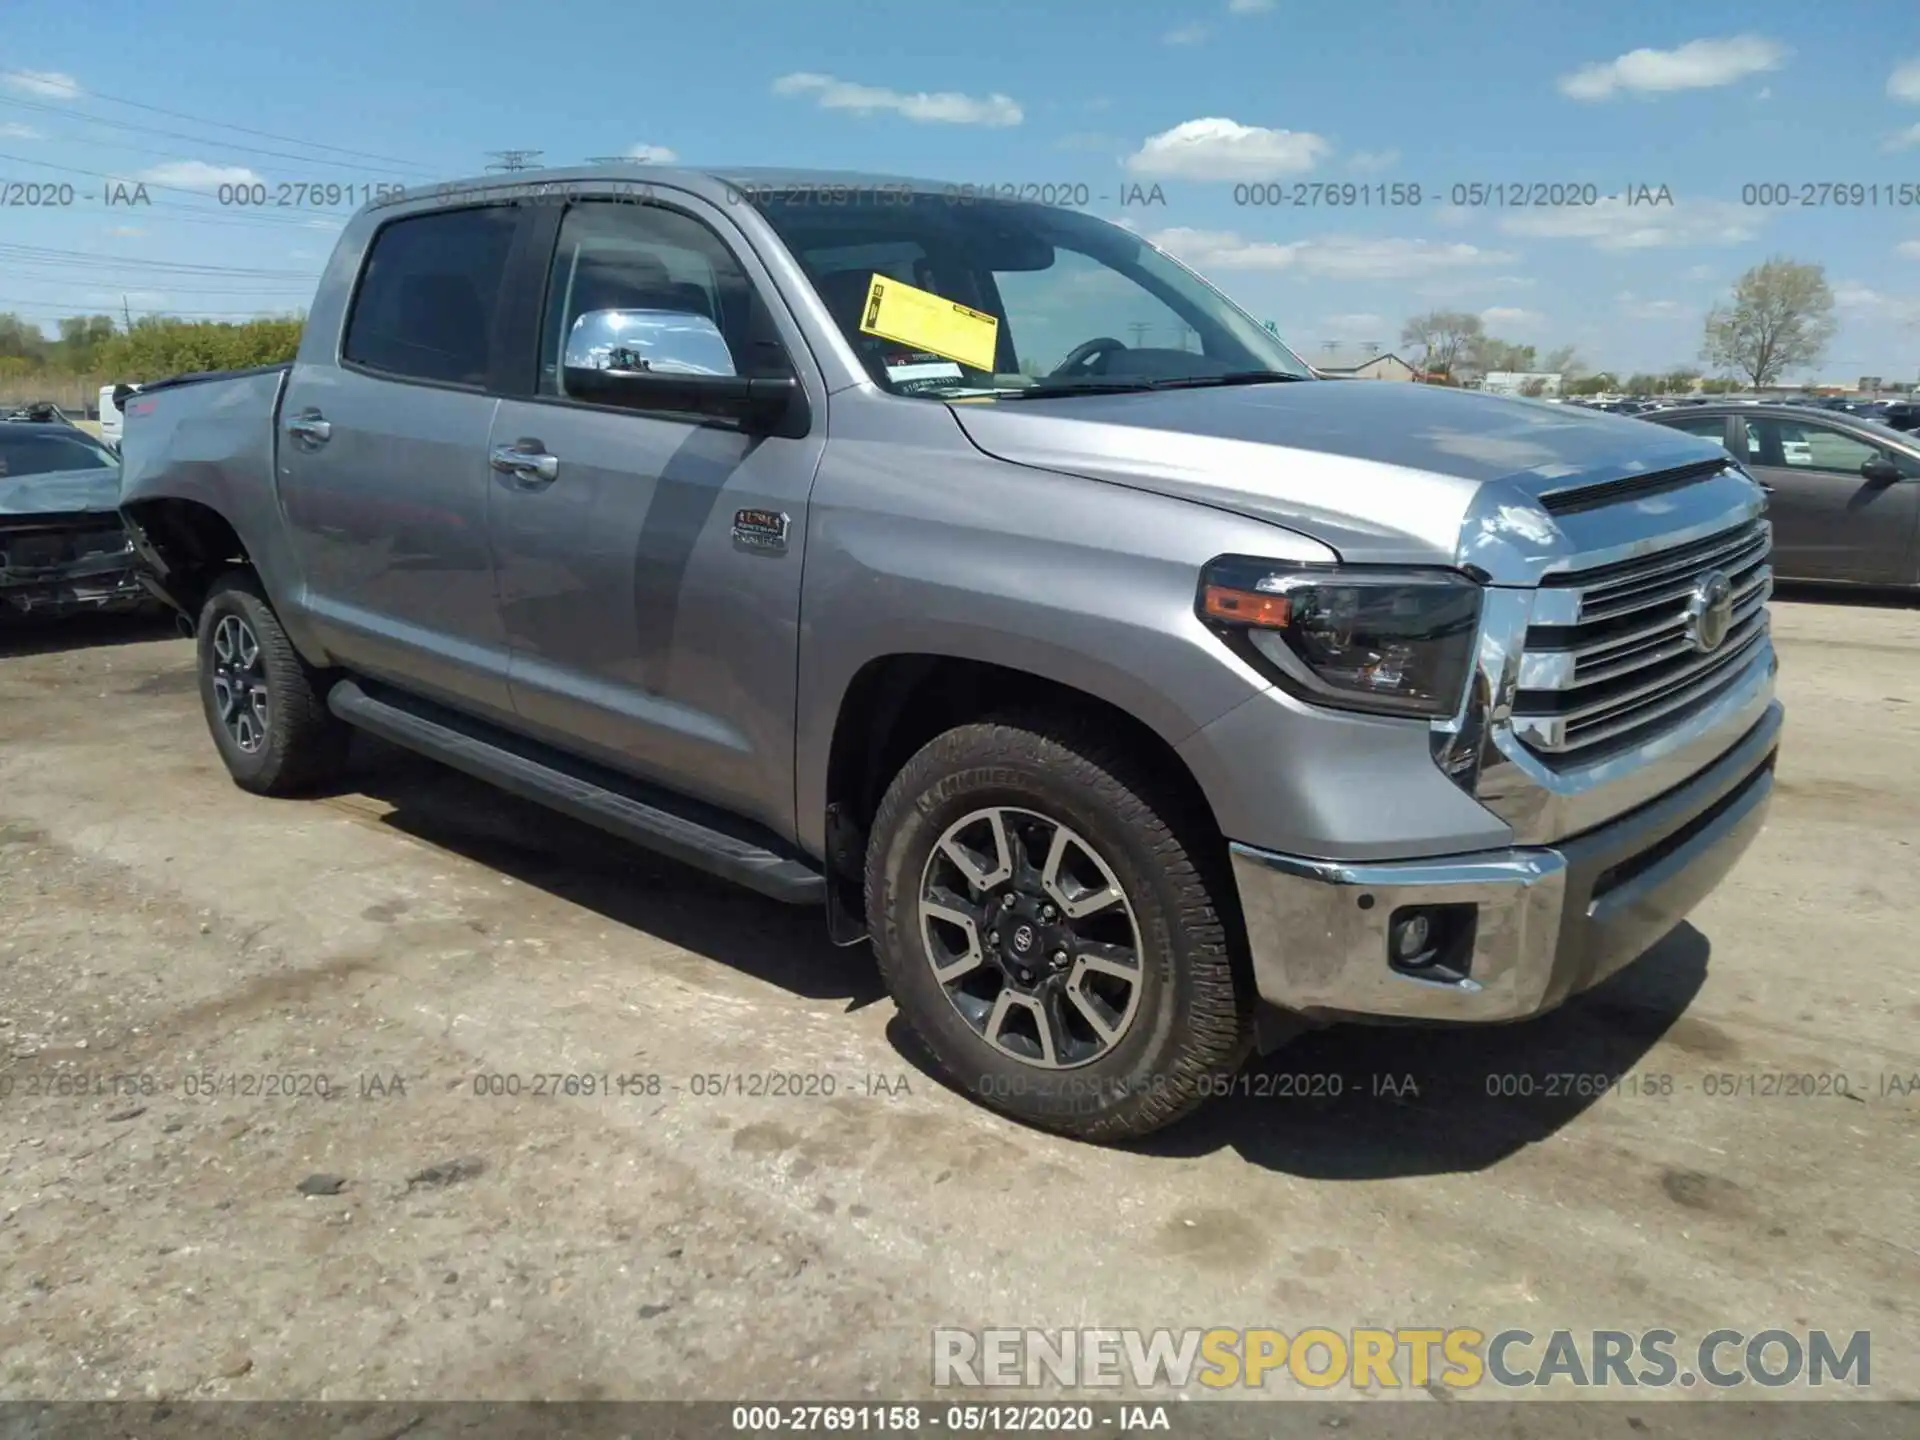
top-left (1314, 352), bottom-right (1420, 382)
top-left (1481, 371), bottom-right (1565, 398)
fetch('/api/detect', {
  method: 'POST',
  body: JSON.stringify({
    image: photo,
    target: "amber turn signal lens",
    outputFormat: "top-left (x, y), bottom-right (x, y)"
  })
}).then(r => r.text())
top-left (1202, 584), bottom-right (1292, 628)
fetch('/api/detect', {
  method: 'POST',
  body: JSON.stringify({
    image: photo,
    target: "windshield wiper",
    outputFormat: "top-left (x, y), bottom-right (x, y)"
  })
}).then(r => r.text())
top-left (999, 370), bottom-right (1311, 400)
top-left (1136, 370), bottom-right (1312, 391)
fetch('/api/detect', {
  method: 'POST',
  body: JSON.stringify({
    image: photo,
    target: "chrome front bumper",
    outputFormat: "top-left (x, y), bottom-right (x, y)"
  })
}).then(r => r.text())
top-left (1229, 700), bottom-right (1782, 1023)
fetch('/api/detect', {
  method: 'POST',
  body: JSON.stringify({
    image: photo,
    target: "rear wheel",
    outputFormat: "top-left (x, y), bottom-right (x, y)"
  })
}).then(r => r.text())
top-left (196, 570), bottom-right (349, 795)
top-left (866, 715), bottom-right (1252, 1142)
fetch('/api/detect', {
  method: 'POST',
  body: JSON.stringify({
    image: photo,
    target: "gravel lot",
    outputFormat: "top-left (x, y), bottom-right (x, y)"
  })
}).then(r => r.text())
top-left (1, 596), bottom-right (1915, 1406)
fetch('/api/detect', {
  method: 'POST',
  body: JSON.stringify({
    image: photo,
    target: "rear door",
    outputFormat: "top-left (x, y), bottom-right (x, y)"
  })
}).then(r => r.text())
top-left (1735, 414), bottom-right (1920, 583)
top-left (486, 190), bottom-right (828, 837)
top-left (276, 201), bottom-right (529, 719)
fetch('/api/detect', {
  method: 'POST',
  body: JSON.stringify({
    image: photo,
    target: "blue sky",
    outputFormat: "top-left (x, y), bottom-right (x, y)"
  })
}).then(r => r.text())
top-left (4, 0), bottom-right (1920, 382)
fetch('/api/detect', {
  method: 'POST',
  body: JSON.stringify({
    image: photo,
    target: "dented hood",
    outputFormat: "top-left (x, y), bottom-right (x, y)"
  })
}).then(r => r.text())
top-left (0, 465), bottom-right (124, 519)
top-left (946, 380), bottom-right (1729, 565)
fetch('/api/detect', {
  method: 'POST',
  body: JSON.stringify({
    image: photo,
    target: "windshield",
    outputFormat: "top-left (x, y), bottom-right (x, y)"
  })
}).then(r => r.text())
top-left (745, 191), bottom-right (1314, 399)
top-left (0, 428), bottom-right (119, 480)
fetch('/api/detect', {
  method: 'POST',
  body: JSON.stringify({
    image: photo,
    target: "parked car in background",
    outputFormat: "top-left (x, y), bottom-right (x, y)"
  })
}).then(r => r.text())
top-left (97, 384), bottom-right (126, 447)
top-left (0, 413), bottom-right (144, 618)
top-left (119, 165), bottom-right (1782, 1139)
top-left (1879, 400), bottom-right (1919, 434)
top-left (1643, 402), bottom-right (1920, 586)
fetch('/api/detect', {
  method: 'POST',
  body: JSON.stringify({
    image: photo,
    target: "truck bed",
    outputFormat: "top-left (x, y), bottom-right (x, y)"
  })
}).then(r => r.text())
top-left (117, 365), bottom-right (291, 519)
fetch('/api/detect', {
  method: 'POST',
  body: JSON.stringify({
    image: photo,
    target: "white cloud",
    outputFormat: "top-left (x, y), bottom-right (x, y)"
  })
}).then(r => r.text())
top-left (4, 69), bottom-right (81, 100)
top-left (1755, 86), bottom-right (1772, 101)
top-left (1319, 312), bottom-right (1387, 336)
top-left (771, 72), bottom-right (1022, 126)
top-left (1895, 239), bottom-right (1920, 259)
top-left (1348, 149), bottom-right (1398, 174)
top-left (1164, 24), bottom-right (1211, 44)
top-left (1227, 0), bottom-right (1274, 11)
top-left (1481, 306), bottom-right (1544, 329)
top-left (139, 160), bottom-right (262, 190)
top-left (1615, 292), bottom-right (1689, 320)
top-left (1884, 121), bottom-right (1920, 152)
top-left (1125, 118), bottom-right (1329, 181)
top-left (1558, 35), bottom-right (1787, 100)
top-left (1890, 58), bottom-right (1920, 103)
top-left (625, 143), bottom-right (677, 163)
top-left (0, 122), bottom-right (43, 139)
top-left (1431, 203), bottom-right (1473, 228)
top-left (1833, 282), bottom-right (1920, 325)
top-left (105, 225), bottom-right (145, 237)
top-left (1147, 227), bottom-right (1516, 279)
top-left (1684, 264), bottom-right (1715, 280)
top-left (306, 217), bottom-right (343, 230)
top-left (1498, 196), bottom-right (1759, 249)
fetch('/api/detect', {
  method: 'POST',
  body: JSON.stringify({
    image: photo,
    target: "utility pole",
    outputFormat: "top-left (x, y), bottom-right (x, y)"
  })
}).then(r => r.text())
top-left (484, 150), bottom-right (543, 173)
top-left (1127, 321), bottom-right (1151, 347)
top-left (122, 296), bottom-right (133, 331)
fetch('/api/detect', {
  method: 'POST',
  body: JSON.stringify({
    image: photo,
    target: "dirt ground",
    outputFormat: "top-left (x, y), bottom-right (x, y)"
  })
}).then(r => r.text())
top-left (0, 595), bottom-right (1915, 1406)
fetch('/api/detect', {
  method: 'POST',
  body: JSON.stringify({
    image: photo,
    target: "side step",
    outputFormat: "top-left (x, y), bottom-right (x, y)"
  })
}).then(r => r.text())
top-left (327, 678), bottom-right (826, 905)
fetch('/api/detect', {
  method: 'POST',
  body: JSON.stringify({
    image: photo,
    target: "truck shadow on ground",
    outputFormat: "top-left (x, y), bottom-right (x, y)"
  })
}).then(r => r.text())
top-left (331, 736), bottom-right (877, 1007)
top-left (0, 608), bottom-right (179, 658)
top-left (887, 924), bottom-right (1713, 1179)
top-left (326, 737), bottom-right (1713, 1179)
top-left (1126, 924), bottom-right (1713, 1177)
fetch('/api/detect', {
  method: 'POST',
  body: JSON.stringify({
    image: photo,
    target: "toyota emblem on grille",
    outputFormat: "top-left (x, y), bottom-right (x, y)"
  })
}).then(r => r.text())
top-left (1684, 570), bottom-right (1735, 653)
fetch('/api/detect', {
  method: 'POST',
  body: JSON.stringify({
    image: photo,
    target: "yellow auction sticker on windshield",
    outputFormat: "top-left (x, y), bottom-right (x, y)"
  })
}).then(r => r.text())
top-left (858, 274), bottom-right (998, 373)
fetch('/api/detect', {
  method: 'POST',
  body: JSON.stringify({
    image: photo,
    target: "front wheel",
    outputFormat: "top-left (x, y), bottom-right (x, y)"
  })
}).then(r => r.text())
top-left (866, 716), bottom-right (1253, 1142)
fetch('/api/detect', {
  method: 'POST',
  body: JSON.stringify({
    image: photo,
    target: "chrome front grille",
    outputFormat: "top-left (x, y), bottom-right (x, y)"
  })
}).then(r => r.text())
top-left (1510, 517), bottom-right (1773, 757)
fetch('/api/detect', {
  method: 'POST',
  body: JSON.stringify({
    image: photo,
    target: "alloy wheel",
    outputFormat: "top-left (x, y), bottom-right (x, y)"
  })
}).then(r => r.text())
top-left (918, 806), bottom-right (1144, 1069)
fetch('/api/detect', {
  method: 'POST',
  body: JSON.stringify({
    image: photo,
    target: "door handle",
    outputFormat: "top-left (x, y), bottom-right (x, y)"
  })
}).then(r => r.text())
top-left (284, 411), bottom-right (331, 445)
top-left (1757, 482), bottom-right (1776, 494)
top-left (489, 443), bottom-right (559, 484)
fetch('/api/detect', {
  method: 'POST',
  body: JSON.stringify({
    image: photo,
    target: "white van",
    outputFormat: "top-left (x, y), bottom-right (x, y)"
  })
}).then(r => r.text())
top-left (97, 383), bottom-right (124, 446)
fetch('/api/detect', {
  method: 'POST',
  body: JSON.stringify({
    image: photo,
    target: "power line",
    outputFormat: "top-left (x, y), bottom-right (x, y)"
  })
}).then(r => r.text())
top-left (484, 150), bottom-right (543, 172)
top-left (0, 70), bottom-right (423, 167)
top-left (0, 243), bottom-right (320, 278)
top-left (0, 295), bottom-right (305, 317)
top-left (0, 94), bottom-right (423, 178)
top-left (0, 149), bottom-right (347, 229)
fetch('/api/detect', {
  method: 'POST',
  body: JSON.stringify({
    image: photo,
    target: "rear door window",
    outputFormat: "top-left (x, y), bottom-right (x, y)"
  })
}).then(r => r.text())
top-left (343, 205), bottom-right (519, 388)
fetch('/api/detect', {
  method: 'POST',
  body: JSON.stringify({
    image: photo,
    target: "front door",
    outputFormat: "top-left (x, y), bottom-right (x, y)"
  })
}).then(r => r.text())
top-left (488, 192), bottom-right (828, 837)
top-left (1736, 415), bottom-right (1919, 583)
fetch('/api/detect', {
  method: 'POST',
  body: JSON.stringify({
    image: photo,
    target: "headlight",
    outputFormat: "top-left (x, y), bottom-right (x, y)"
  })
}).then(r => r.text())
top-left (1197, 559), bottom-right (1483, 718)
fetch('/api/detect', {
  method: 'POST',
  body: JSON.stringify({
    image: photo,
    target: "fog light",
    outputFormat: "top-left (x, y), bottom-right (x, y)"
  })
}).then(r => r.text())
top-left (1390, 912), bottom-right (1433, 963)
top-left (1387, 903), bottom-right (1476, 981)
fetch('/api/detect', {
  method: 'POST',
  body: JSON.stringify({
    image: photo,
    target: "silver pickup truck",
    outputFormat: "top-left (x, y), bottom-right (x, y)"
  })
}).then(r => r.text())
top-left (119, 166), bottom-right (1782, 1141)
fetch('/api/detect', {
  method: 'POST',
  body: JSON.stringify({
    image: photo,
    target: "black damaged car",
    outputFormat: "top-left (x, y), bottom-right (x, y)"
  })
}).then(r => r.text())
top-left (0, 407), bottom-right (145, 618)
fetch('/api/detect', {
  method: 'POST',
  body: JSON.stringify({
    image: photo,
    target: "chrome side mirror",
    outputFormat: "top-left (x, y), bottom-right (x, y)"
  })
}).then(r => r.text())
top-left (563, 308), bottom-right (736, 379)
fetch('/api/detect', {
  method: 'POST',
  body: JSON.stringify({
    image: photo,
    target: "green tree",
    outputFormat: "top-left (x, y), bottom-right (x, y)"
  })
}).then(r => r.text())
top-left (1701, 257), bottom-right (1836, 388)
top-left (1541, 345), bottom-right (1586, 379)
top-left (1470, 338), bottom-right (1537, 376)
top-left (1623, 373), bottom-right (1660, 396)
top-left (1399, 310), bottom-right (1484, 382)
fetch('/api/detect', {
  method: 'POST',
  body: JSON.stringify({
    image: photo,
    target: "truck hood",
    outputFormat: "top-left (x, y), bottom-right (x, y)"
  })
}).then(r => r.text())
top-left (946, 381), bottom-right (1730, 567)
top-left (0, 465), bottom-right (123, 518)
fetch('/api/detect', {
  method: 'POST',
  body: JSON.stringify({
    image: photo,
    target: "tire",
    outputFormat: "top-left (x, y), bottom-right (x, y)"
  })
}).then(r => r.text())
top-left (196, 569), bottom-right (349, 795)
top-left (866, 714), bottom-right (1253, 1142)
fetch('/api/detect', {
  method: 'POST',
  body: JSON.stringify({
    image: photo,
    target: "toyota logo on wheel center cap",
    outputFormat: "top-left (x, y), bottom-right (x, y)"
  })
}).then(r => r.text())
top-left (1684, 570), bottom-right (1735, 654)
